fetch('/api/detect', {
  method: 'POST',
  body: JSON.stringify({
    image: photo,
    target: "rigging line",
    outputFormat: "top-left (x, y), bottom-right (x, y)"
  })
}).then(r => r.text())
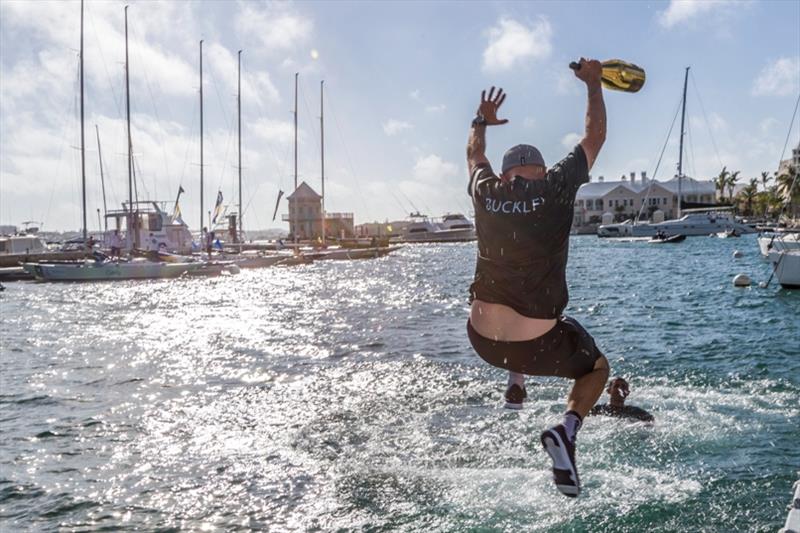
top-left (325, 87), bottom-right (372, 219)
top-left (778, 92), bottom-right (800, 166)
top-left (208, 56), bottom-right (234, 132)
top-left (686, 107), bottom-right (697, 181)
top-left (70, 54), bottom-right (81, 231)
top-left (178, 101), bottom-right (198, 186)
top-left (777, 93), bottom-right (800, 216)
top-left (299, 80), bottom-right (321, 155)
top-left (397, 188), bottom-right (421, 215)
top-left (42, 54), bottom-right (80, 229)
top-left (86, 3), bottom-right (122, 118)
top-left (386, 187), bottom-right (410, 215)
top-left (128, 19), bottom-right (171, 199)
top-left (215, 108), bottom-right (237, 193)
top-left (241, 180), bottom-right (264, 218)
top-left (690, 71), bottom-right (723, 171)
top-left (245, 73), bottom-right (291, 192)
top-left (636, 94), bottom-right (683, 221)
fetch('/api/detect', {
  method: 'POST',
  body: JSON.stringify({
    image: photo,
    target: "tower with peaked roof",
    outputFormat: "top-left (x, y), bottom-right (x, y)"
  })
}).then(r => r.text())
top-left (282, 182), bottom-right (355, 240)
top-left (284, 182), bottom-right (323, 240)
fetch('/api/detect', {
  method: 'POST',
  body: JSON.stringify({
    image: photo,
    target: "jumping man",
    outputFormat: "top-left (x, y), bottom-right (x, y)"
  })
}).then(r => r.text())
top-left (466, 58), bottom-right (609, 497)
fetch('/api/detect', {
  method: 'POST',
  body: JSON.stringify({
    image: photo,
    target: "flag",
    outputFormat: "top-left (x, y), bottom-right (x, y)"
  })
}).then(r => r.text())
top-left (172, 185), bottom-right (185, 220)
top-left (272, 190), bottom-right (284, 221)
top-left (173, 204), bottom-right (184, 225)
top-left (212, 190), bottom-right (224, 224)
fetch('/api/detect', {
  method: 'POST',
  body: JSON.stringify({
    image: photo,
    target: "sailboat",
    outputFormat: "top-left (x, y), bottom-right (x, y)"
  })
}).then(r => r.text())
top-left (597, 67), bottom-right (755, 238)
top-left (24, 4), bottom-right (200, 281)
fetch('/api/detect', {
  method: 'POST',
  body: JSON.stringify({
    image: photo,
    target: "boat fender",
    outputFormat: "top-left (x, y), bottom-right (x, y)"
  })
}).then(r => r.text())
top-left (732, 274), bottom-right (751, 287)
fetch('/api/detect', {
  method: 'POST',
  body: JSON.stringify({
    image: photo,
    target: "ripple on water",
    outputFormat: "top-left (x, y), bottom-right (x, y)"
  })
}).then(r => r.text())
top-left (0, 237), bottom-right (797, 531)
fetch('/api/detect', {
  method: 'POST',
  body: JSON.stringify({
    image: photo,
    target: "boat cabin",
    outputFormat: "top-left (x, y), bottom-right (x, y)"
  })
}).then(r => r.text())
top-left (105, 201), bottom-right (193, 253)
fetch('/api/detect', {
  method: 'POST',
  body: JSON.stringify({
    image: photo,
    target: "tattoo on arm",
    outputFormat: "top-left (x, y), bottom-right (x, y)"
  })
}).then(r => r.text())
top-left (582, 81), bottom-right (606, 169)
top-left (467, 124), bottom-right (487, 170)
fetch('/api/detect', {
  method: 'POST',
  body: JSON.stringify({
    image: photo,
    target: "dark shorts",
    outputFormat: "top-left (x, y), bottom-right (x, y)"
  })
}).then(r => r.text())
top-left (467, 316), bottom-right (603, 380)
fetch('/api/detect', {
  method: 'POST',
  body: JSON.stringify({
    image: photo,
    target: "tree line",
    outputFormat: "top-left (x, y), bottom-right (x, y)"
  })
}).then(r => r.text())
top-left (712, 166), bottom-right (799, 219)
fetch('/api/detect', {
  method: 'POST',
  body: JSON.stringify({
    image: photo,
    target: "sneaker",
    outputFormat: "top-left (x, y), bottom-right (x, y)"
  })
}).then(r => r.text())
top-left (503, 383), bottom-right (527, 410)
top-left (540, 424), bottom-right (581, 497)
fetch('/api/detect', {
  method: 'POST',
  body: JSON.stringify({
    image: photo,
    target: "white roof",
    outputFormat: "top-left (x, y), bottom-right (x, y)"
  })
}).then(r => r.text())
top-left (577, 176), bottom-right (714, 198)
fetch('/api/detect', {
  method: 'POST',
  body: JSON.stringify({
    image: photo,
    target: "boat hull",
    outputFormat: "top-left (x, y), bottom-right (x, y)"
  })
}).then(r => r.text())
top-left (598, 215), bottom-right (756, 238)
top-left (400, 229), bottom-right (476, 243)
top-left (22, 261), bottom-right (201, 281)
top-left (307, 246), bottom-right (401, 261)
top-left (768, 250), bottom-right (800, 288)
top-left (758, 233), bottom-right (800, 257)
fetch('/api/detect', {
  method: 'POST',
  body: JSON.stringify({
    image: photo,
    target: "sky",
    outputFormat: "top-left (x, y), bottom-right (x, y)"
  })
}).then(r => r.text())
top-left (1, 0), bottom-right (798, 232)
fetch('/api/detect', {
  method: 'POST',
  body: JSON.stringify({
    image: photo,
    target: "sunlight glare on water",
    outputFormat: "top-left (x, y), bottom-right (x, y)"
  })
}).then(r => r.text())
top-left (1, 237), bottom-right (798, 531)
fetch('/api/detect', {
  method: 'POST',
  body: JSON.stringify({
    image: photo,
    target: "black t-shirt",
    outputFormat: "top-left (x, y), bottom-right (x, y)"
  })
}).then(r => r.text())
top-left (468, 145), bottom-right (589, 319)
top-left (589, 404), bottom-right (655, 422)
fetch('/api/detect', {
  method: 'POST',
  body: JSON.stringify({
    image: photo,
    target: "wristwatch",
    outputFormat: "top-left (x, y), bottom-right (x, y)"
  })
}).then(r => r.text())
top-left (471, 114), bottom-right (487, 127)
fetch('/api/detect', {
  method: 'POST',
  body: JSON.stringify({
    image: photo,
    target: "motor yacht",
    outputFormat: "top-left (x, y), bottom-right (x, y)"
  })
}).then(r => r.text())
top-left (597, 208), bottom-right (755, 238)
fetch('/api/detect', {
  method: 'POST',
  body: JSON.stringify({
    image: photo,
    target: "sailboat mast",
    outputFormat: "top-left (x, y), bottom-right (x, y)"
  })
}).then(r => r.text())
top-left (677, 66), bottom-right (689, 218)
top-left (293, 72), bottom-right (298, 243)
top-left (124, 5), bottom-right (133, 250)
top-left (95, 125), bottom-right (108, 231)
top-left (237, 50), bottom-right (242, 243)
top-left (320, 80), bottom-right (325, 245)
top-left (200, 40), bottom-right (204, 233)
top-left (79, 0), bottom-right (87, 243)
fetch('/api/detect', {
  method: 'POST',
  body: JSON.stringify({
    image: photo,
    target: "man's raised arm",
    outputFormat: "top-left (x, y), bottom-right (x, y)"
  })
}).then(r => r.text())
top-left (467, 87), bottom-right (508, 173)
top-left (573, 59), bottom-right (606, 171)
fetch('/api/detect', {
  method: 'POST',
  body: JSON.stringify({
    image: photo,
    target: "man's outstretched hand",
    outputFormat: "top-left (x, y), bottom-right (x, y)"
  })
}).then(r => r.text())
top-left (477, 87), bottom-right (508, 126)
top-left (572, 58), bottom-right (602, 86)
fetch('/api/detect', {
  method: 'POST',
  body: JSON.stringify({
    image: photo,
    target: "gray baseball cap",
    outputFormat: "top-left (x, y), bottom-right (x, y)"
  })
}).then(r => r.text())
top-left (501, 144), bottom-right (545, 174)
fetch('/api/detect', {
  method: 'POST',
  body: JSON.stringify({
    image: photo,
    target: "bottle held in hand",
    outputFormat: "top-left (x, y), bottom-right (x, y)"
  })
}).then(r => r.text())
top-left (570, 59), bottom-right (646, 93)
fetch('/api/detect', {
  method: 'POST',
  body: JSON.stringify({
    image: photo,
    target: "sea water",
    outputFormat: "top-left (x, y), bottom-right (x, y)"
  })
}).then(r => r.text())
top-left (1, 235), bottom-right (798, 531)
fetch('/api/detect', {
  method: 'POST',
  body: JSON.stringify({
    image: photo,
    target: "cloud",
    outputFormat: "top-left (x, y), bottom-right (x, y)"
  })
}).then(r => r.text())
top-left (235, 2), bottom-right (312, 53)
top-left (425, 104), bottom-right (446, 113)
top-left (759, 117), bottom-right (779, 135)
top-left (206, 42), bottom-right (280, 108)
top-left (523, 117), bottom-right (536, 129)
top-left (752, 57), bottom-right (800, 96)
top-left (658, 0), bottom-right (730, 28)
top-left (413, 154), bottom-right (458, 181)
top-left (555, 69), bottom-right (580, 95)
top-left (382, 119), bottom-right (413, 136)
top-left (482, 16), bottom-right (552, 73)
top-left (409, 89), bottom-right (421, 101)
top-left (561, 132), bottom-right (582, 148)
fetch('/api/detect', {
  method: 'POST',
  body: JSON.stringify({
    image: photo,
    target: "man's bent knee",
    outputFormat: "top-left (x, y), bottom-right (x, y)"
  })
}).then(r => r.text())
top-left (593, 355), bottom-right (610, 378)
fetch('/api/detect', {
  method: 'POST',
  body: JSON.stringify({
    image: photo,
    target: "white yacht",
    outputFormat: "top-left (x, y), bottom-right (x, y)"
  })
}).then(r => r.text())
top-left (597, 208), bottom-right (756, 238)
top-left (402, 213), bottom-right (476, 243)
top-left (757, 231), bottom-right (800, 256)
top-left (767, 250), bottom-right (800, 288)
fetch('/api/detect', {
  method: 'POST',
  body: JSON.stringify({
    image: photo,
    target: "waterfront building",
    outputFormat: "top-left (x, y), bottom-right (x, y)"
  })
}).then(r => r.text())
top-left (778, 142), bottom-right (800, 176)
top-left (573, 171), bottom-right (717, 229)
top-left (283, 182), bottom-right (355, 240)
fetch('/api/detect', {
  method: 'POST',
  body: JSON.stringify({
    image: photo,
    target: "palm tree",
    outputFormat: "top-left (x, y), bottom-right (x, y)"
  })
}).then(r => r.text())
top-left (760, 171), bottom-right (771, 192)
top-left (713, 166), bottom-right (728, 203)
top-left (775, 167), bottom-right (799, 218)
top-left (738, 178), bottom-right (758, 216)
top-left (726, 170), bottom-right (740, 202)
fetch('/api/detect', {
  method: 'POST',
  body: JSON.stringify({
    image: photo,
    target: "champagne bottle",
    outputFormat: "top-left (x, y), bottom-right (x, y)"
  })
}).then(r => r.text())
top-left (569, 59), bottom-right (646, 93)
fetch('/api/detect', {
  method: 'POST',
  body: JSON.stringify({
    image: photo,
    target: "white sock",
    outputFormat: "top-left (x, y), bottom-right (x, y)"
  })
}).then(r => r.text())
top-left (562, 411), bottom-right (583, 442)
top-left (508, 371), bottom-right (525, 388)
